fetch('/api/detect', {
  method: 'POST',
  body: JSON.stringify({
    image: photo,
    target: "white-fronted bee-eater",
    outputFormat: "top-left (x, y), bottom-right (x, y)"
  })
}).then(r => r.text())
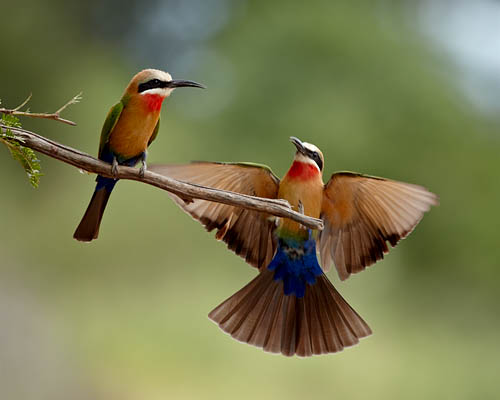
top-left (73, 69), bottom-right (204, 241)
top-left (151, 137), bottom-right (438, 357)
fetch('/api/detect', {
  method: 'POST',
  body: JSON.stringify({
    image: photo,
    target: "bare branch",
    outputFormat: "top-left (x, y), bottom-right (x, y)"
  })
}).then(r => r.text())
top-left (55, 92), bottom-right (82, 115)
top-left (12, 93), bottom-right (32, 112)
top-left (0, 124), bottom-right (324, 230)
top-left (0, 93), bottom-right (81, 126)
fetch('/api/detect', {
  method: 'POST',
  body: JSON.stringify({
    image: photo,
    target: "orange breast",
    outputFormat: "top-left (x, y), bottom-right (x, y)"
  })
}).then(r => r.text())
top-left (278, 168), bottom-right (324, 236)
top-left (108, 96), bottom-right (160, 159)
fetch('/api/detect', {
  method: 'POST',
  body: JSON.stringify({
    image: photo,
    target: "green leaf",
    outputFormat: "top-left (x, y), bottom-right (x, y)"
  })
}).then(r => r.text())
top-left (0, 113), bottom-right (43, 188)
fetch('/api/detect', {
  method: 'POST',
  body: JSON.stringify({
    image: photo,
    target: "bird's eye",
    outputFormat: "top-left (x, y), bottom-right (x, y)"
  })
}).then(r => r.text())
top-left (138, 78), bottom-right (163, 93)
top-left (311, 152), bottom-right (323, 170)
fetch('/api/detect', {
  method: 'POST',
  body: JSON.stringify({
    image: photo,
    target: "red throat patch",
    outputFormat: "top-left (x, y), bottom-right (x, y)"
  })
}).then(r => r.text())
top-left (286, 161), bottom-right (319, 180)
top-left (143, 94), bottom-right (165, 111)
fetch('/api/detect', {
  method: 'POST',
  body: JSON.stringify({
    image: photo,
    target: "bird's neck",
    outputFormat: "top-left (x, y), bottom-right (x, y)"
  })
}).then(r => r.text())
top-left (285, 161), bottom-right (320, 181)
top-left (142, 93), bottom-right (165, 112)
top-left (122, 92), bottom-right (165, 113)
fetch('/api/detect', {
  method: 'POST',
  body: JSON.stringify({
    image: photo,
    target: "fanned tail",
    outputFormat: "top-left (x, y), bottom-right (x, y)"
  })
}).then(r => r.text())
top-left (208, 268), bottom-right (371, 357)
top-left (73, 176), bottom-right (117, 242)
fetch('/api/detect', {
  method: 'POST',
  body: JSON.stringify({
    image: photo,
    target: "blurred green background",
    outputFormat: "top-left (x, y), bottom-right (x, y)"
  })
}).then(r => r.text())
top-left (1, 0), bottom-right (499, 399)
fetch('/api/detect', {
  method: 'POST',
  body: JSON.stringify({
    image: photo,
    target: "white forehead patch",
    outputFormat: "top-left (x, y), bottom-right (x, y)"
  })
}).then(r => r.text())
top-left (147, 70), bottom-right (172, 82)
top-left (162, 72), bottom-right (173, 81)
top-left (302, 142), bottom-right (321, 153)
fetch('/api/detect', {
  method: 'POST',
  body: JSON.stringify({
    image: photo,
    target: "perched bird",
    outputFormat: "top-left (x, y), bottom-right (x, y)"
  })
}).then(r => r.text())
top-left (151, 137), bottom-right (438, 357)
top-left (73, 69), bottom-right (204, 241)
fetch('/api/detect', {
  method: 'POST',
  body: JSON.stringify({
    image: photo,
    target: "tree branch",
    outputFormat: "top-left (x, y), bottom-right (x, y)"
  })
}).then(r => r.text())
top-left (0, 93), bottom-right (81, 126)
top-left (0, 124), bottom-right (324, 230)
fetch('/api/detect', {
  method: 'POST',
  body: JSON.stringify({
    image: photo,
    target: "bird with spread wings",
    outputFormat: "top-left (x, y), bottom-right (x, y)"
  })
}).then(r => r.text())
top-left (151, 137), bottom-right (438, 357)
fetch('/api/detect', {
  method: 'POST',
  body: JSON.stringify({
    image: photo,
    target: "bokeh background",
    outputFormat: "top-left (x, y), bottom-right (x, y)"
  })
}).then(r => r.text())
top-left (1, 0), bottom-right (499, 399)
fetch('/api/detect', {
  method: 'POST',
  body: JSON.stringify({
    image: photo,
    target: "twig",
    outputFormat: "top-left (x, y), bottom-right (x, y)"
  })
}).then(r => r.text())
top-left (0, 124), bottom-right (324, 230)
top-left (12, 93), bottom-right (32, 111)
top-left (0, 93), bottom-right (82, 126)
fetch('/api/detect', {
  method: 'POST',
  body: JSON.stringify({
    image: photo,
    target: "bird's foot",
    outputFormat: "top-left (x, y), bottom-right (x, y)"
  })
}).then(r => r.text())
top-left (297, 201), bottom-right (308, 232)
top-left (138, 151), bottom-right (148, 178)
top-left (267, 216), bottom-right (280, 227)
top-left (139, 161), bottom-right (147, 178)
top-left (179, 195), bottom-right (193, 204)
top-left (111, 157), bottom-right (119, 178)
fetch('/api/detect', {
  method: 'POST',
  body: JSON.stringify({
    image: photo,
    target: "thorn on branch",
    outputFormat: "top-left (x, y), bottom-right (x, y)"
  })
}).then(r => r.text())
top-left (55, 92), bottom-right (82, 115)
top-left (13, 93), bottom-right (32, 112)
top-left (0, 92), bottom-right (82, 126)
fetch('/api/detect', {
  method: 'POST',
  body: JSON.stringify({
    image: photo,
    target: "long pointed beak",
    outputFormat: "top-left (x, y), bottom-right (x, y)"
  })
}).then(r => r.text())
top-left (290, 136), bottom-right (306, 154)
top-left (167, 79), bottom-right (205, 89)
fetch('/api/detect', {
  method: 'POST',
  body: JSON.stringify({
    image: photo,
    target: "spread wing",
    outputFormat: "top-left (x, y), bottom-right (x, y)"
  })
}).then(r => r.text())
top-left (320, 172), bottom-right (438, 280)
top-left (98, 101), bottom-right (124, 158)
top-left (150, 162), bottom-right (281, 269)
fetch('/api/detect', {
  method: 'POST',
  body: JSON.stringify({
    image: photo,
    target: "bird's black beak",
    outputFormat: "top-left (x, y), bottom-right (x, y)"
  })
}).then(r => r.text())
top-left (167, 79), bottom-right (205, 89)
top-left (290, 136), bottom-right (307, 155)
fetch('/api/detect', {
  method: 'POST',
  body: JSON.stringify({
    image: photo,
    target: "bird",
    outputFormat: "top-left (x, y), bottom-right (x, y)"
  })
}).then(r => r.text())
top-left (150, 137), bottom-right (438, 357)
top-left (73, 69), bottom-right (204, 242)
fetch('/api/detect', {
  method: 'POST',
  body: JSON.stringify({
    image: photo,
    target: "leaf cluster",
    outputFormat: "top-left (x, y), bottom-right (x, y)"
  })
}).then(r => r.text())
top-left (0, 108), bottom-right (42, 188)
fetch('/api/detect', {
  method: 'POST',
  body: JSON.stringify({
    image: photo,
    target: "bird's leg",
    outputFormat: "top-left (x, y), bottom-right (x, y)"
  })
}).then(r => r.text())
top-left (297, 200), bottom-right (308, 232)
top-left (298, 200), bottom-right (304, 215)
top-left (111, 156), bottom-right (119, 178)
top-left (139, 151), bottom-right (147, 178)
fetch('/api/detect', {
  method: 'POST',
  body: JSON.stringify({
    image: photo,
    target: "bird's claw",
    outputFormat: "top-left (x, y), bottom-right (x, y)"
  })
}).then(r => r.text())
top-left (139, 161), bottom-right (147, 178)
top-left (111, 157), bottom-right (119, 178)
top-left (297, 201), bottom-right (308, 232)
top-left (180, 195), bottom-right (193, 204)
top-left (267, 216), bottom-right (280, 227)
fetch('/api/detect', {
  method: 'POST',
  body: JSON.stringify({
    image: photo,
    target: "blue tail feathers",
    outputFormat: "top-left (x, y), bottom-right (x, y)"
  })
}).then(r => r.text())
top-left (95, 175), bottom-right (118, 192)
top-left (268, 230), bottom-right (323, 298)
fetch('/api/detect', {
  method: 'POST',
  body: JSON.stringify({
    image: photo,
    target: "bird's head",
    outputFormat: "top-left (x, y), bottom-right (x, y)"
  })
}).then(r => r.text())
top-left (290, 136), bottom-right (324, 173)
top-left (127, 69), bottom-right (205, 99)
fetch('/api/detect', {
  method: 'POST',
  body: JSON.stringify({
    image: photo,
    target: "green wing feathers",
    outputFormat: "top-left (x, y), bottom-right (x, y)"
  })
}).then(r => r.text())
top-left (148, 119), bottom-right (160, 146)
top-left (98, 101), bottom-right (124, 158)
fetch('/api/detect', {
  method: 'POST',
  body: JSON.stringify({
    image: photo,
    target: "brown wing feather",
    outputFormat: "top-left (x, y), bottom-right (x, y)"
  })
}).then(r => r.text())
top-left (321, 172), bottom-right (438, 280)
top-left (150, 162), bottom-right (280, 269)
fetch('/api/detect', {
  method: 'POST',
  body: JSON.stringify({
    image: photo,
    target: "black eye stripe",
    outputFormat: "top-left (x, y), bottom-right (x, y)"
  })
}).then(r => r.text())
top-left (306, 150), bottom-right (323, 171)
top-left (138, 78), bottom-right (167, 93)
top-left (314, 154), bottom-right (323, 171)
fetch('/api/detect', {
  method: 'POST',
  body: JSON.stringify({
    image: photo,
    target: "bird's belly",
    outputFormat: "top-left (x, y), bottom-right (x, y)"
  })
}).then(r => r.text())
top-left (108, 112), bottom-right (158, 159)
